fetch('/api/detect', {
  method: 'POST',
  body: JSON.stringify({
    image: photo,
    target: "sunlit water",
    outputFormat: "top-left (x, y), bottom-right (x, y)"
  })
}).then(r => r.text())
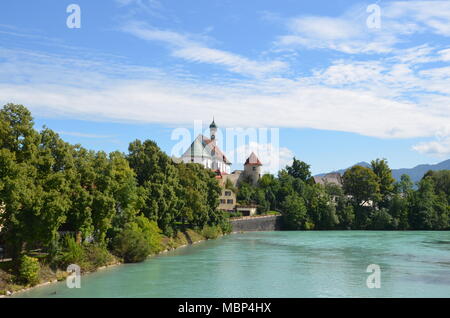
top-left (13, 231), bottom-right (450, 298)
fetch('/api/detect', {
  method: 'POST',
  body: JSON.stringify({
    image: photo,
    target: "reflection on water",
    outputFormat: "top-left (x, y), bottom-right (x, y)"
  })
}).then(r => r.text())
top-left (13, 231), bottom-right (450, 298)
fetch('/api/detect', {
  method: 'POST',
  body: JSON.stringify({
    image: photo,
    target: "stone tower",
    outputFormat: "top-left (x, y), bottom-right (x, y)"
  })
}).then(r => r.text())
top-left (244, 152), bottom-right (262, 186)
top-left (209, 118), bottom-right (217, 142)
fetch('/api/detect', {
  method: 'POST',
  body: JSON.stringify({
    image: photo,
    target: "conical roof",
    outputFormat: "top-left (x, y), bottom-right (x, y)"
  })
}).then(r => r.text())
top-left (209, 118), bottom-right (217, 129)
top-left (244, 152), bottom-right (262, 166)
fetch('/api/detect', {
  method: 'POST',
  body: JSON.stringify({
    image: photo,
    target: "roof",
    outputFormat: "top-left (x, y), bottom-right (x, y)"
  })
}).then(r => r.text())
top-left (244, 152), bottom-right (262, 166)
top-left (313, 173), bottom-right (343, 186)
top-left (209, 118), bottom-right (217, 129)
top-left (182, 134), bottom-right (232, 164)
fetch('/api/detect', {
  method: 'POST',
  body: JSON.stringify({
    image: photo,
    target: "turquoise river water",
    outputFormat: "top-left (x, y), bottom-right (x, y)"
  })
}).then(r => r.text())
top-left (13, 231), bottom-right (450, 298)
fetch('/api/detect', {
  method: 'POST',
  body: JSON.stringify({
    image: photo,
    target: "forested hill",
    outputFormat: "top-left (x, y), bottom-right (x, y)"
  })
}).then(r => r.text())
top-left (317, 159), bottom-right (450, 183)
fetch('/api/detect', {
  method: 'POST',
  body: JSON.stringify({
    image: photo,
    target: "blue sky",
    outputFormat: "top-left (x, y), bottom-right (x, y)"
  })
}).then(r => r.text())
top-left (1, 0), bottom-right (450, 174)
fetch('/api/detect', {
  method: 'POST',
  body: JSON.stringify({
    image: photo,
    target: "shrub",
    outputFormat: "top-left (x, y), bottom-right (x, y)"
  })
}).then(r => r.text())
top-left (18, 255), bottom-right (40, 286)
top-left (135, 216), bottom-right (163, 254)
top-left (59, 236), bottom-right (85, 267)
top-left (83, 244), bottom-right (116, 269)
top-left (113, 222), bottom-right (151, 263)
top-left (369, 209), bottom-right (394, 230)
top-left (201, 225), bottom-right (221, 239)
top-left (219, 219), bottom-right (232, 234)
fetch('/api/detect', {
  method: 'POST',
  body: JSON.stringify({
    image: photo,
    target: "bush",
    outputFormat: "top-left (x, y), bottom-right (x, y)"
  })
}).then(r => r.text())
top-left (201, 225), bottom-right (221, 239)
top-left (59, 236), bottom-right (85, 267)
top-left (18, 255), bottom-right (40, 286)
top-left (135, 216), bottom-right (163, 254)
top-left (369, 209), bottom-right (394, 230)
top-left (113, 222), bottom-right (152, 263)
top-left (219, 219), bottom-right (232, 234)
top-left (83, 244), bottom-right (115, 269)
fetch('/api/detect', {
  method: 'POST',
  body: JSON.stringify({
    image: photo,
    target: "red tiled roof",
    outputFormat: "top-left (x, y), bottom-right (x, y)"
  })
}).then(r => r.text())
top-left (202, 136), bottom-right (232, 164)
top-left (244, 152), bottom-right (262, 166)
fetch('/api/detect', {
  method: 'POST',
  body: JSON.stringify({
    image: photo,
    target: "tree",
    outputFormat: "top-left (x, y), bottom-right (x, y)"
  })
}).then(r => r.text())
top-left (286, 157), bottom-right (311, 182)
top-left (371, 159), bottom-right (395, 206)
top-left (0, 109), bottom-right (72, 260)
top-left (343, 165), bottom-right (381, 207)
top-left (409, 177), bottom-right (437, 230)
top-left (397, 174), bottom-right (414, 195)
top-left (336, 199), bottom-right (355, 229)
top-left (368, 209), bottom-right (393, 230)
top-left (281, 194), bottom-right (309, 230)
top-left (127, 140), bottom-right (180, 235)
top-left (112, 221), bottom-right (152, 263)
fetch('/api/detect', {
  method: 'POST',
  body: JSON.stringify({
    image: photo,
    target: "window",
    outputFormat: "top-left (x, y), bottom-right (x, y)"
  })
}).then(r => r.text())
top-left (227, 199), bottom-right (233, 204)
top-left (252, 167), bottom-right (256, 171)
top-left (220, 199), bottom-right (226, 204)
top-left (225, 191), bottom-right (232, 196)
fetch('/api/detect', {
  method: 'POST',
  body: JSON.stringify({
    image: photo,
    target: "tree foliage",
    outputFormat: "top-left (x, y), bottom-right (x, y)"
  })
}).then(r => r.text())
top-left (0, 104), bottom-right (228, 265)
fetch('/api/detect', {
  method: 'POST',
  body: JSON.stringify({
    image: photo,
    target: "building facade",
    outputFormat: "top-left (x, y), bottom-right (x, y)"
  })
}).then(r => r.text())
top-left (180, 119), bottom-right (263, 213)
top-left (180, 119), bottom-right (232, 174)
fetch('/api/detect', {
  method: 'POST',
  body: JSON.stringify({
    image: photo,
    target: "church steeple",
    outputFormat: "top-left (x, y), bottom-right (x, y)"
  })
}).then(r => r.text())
top-left (209, 117), bottom-right (217, 141)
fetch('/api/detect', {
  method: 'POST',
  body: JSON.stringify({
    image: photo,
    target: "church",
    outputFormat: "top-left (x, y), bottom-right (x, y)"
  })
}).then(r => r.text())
top-left (181, 119), bottom-right (263, 215)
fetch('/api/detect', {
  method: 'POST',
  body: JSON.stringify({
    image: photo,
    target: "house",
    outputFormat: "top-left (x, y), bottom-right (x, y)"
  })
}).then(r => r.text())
top-left (313, 172), bottom-right (343, 187)
top-left (236, 205), bottom-right (258, 216)
top-left (218, 188), bottom-right (236, 212)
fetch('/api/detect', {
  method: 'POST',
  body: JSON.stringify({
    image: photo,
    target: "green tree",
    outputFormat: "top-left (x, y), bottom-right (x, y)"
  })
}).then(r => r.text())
top-left (371, 159), bottom-right (395, 206)
top-left (336, 199), bottom-right (355, 229)
top-left (127, 140), bottom-right (180, 235)
top-left (343, 165), bottom-right (381, 207)
top-left (409, 177), bottom-right (437, 230)
top-left (286, 157), bottom-right (311, 182)
top-left (396, 174), bottom-right (414, 195)
top-left (281, 193), bottom-right (309, 230)
top-left (368, 209), bottom-right (393, 230)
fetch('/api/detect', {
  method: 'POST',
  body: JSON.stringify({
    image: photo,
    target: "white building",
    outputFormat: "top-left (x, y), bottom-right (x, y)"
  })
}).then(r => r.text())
top-left (181, 119), bottom-right (232, 174)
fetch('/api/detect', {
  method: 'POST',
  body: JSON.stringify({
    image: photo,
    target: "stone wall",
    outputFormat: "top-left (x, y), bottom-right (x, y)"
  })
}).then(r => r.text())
top-left (230, 215), bottom-right (283, 232)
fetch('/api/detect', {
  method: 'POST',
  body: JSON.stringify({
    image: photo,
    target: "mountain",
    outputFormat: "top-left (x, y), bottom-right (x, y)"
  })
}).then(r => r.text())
top-left (391, 159), bottom-right (450, 183)
top-left (316, 159), bottom-right (450, 183)
top-left (316, 162), bottom-right (371, 177)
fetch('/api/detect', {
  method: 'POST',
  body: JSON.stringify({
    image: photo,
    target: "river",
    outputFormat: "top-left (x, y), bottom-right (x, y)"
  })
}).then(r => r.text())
top-left (13, 231), bottom-right (450, 298)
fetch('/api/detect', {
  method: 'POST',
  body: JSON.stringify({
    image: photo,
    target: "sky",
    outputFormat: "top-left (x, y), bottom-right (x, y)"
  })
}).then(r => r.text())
top-left (0, 0), bottom-right (449, 175)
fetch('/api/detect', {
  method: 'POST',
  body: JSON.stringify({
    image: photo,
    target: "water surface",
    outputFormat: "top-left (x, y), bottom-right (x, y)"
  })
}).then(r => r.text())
top-left (14, 231), bottom-right (450, 297)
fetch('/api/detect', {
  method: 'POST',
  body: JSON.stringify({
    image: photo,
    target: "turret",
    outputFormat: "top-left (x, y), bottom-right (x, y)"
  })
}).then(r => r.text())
top-left (244, 152), bottom-right (262, 186)
top-left (209, 118), bottom-right (217, 142)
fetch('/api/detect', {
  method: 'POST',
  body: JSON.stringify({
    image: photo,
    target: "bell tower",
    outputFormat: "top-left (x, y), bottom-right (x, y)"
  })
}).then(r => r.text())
top-left (209, 118), bottom-right (217, 142)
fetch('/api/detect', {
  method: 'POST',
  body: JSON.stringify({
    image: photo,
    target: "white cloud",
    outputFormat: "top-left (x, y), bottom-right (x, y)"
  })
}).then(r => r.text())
top-left (228, 142), bottom-right (294, 174)
top-left (277, 1), bottom-right (450, 54)
top-left (1, 2), bottom-right (450, 160)
top-left (58, 131), bottom-right (116, 139)
top-left (413, 138), bottom-right (450, 157)
top-left (385, 1), bottom-right (450, 37)
top-left (122, 22), bottom-right (287, 77)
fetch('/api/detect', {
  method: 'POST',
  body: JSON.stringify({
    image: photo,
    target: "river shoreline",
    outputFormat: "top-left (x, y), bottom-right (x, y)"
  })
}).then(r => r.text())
top-left (1, 230), bottom-right (224, 298)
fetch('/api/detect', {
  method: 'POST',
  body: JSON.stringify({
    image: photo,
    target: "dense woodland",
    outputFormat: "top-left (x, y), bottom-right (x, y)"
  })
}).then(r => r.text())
top-left (0, 103), bottom-right (449, 289)
top-left (0, 104), bottom-right (229, 287)
top-left (237, 157), bottom-right (450, 231)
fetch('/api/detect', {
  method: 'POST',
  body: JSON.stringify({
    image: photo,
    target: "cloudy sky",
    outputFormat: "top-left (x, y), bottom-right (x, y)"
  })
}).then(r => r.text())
top-left (1, 0), bottom-right (449, 174)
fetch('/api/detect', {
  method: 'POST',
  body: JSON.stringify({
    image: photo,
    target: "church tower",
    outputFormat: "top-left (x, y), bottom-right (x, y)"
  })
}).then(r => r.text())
top-left (209, 118), bottom-right (217, 142)
top-left (244, 152), bottom-right (262, 186)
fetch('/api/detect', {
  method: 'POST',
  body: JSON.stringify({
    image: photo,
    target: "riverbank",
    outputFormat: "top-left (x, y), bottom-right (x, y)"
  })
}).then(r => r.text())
top-left (0, 228), bottom-right (220, 297)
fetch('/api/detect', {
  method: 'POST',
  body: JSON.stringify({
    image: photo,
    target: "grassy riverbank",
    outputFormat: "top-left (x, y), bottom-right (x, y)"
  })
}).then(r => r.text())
top-left (0, 227), bottom-right (224, 296)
